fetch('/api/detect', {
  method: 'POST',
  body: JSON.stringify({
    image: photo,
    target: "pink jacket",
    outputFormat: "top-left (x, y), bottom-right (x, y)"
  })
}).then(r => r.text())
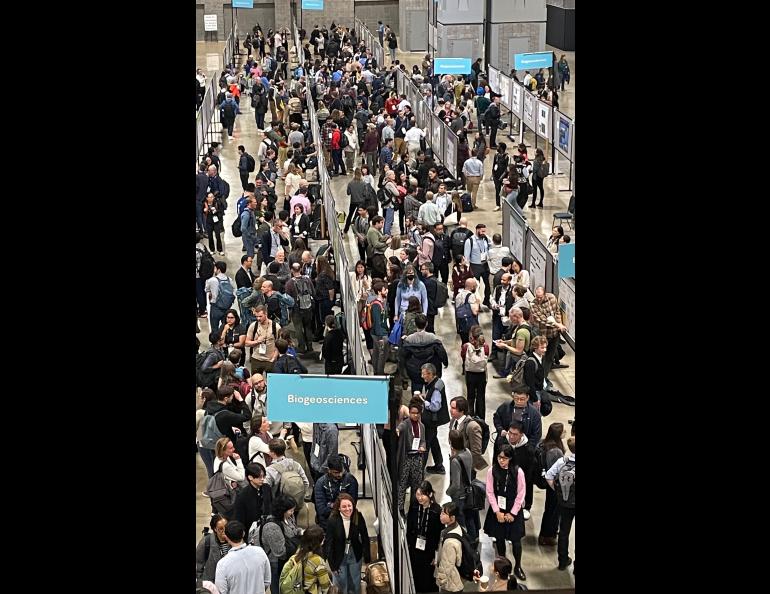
top-left (486, 466), bottom-right (525, 515)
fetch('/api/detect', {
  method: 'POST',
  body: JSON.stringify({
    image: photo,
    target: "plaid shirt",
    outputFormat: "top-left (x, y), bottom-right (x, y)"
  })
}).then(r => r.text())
top-left (530, 292), bottom-right (562, 338)
top-left (322, 120), bottom-right (336, 150)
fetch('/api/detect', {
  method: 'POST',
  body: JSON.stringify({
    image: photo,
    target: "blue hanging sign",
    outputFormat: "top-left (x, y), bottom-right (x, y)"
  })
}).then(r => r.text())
top-left (232, 0), bottom-right (254, 8)
top-left (514, 52), bottom-right (553, 71)
top-left (558, 243), bottom-right (575, 279)
top-left (266, 374), bottom-right (389, 423)
top-left (433, 57), bottom-right (472, 75)
top-left (302, 0), bottom-right (325, 10)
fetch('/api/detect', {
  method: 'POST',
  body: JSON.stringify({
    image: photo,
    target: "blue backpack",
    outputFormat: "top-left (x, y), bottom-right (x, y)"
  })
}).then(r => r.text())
top-left (214, 278), bottom-right (235, 310)
top-left (455, 292), bottom-right (478, 335)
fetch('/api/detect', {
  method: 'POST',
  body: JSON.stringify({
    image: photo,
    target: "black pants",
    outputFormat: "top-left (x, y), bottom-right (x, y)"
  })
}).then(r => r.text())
top-left (422, 421), bottom-right (444, 468)
top-left (558, 506), bottom-right (575, 565)
top-left (332, 149), bottom-right (346, 175)
top-left (540, 485), bottom-right (560, 538)
top-left (225, 120), bottom-right (234, 136)
top-left (239, 171), bottom-right (250, 190)
top-left (438, 262), bottom-right (449, 285)
top-left (255, 111), bottom-right (266, 130)
top-left (357, 241), bottom-right (367, 266)
top-left (496, 537), bottom-right (523, 569)
top-left (494, 177), bottom-right (503, 207)
top-left (490, 122), bottom-right (499, 147)
top-left (397, 203), bottom-right (405, 234)
top-left (531, 176), bottom-right (545, 205)
top-left (325, 360), bottom-right (344, 374)
top-left (426, 314), bottom-right (436, 333)
top-left (196, 278), bottom-right (207, 315)
top-left (543, 333), bottom-right (560, 380)
top-left (470, 262), bottom-right (491, 305)
top-left (343, 202), bottom-right (361, 233)
top-left (291, 308), bottom-right (315, 352)
top-left (207, 227), bottom-right (223, 252)
top-left (465, 371), bottom-right (487, 419)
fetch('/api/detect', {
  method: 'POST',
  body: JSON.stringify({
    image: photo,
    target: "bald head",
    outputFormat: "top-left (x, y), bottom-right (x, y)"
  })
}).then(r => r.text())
top-left (464, 278), bottom-right (477, 291)
top-left (459, 217), bottom-right (469, 228)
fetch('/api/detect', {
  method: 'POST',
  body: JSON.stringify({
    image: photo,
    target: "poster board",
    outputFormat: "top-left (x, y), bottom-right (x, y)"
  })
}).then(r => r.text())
top-left (498, 74), bottom-right (511, 109)
top-left (554, 110), bottom-right (573, 160)
top-left (522, 90), bottom-right (536, 131)
top-left (488, 65), bottom-right (500, 94)
top-left (536, 100), bottom-right (551, 140)
top-left (507, 203), bottom-right (527, 264)
top-left (445, 127), bottom-right (457, 178)
top-left (510, 81), bottom-right (523, 120)
top-left (527, 231), bottom-right (549, 293)
top-left (204, 14), bottom-right (218, 31)
top-left (431, 114), bottom-right (443, 163)
top-left (558, 277), bottom-right (576, 343)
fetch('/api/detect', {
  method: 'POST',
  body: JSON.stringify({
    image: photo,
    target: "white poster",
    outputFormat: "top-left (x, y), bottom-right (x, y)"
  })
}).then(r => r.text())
top-left (528, 235), bottom-right (548, 292)
top-left (522, 91), bottom-right (536, 131)
top-left (536, 100), bottom-right (551, 140)
top-left (206, 53), bottom-right (220, 72)
top-left (509, 208), bottom-right (526, 264)
top-left (488, 66), bottom-right (499, 94)
top-left (559, 278), bottom-right (576, 341)
top-left (445, 130), bottom-right (457, 177)
top-left (431, 115), bottom-right (443, 161)
top-left (499, 74), bottom-right (511, 110)
top-left (204, 14), bottom-right (218, 32)
top-left (511, 82), bottom-right (523, 119)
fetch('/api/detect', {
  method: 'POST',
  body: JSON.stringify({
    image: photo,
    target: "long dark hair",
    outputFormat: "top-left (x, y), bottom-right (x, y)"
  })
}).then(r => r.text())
top-left (492, 443), bottom-right (518, 484)
top-left (542, 422), bottom-right (566, 454)
top-left (296, 525), bottom-right (325, 561)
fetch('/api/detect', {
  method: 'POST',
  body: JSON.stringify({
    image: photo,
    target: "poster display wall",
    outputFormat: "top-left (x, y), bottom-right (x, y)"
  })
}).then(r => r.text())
top-left (508, 206), bottom-right (527, 264)
top-left (445, 129), bottom-right (457, 178)
top-left (558, 278), bottom-right (576, 342)
top-left (488, 65), bottom-right (500, 94)
top-left (431, 115), bottom-right (443, 163)
top-left (522, 91), bottom-right (536, 131)
top-left (510, 82), bottom-right (523, 119)
top-left (536, 100), bottom-right (551, 140)
top-left (554, 110), bottom-right (573, 160)
top-left (499, 74), bottom-right (511, 110)
top-left (528, 233), bottom-right (549, 292)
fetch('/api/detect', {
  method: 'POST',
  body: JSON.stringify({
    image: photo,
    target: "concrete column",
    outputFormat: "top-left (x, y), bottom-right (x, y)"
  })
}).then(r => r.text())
top-left (490, 0), bottom-right (547, 73)
top-left (436, 0), bottom-right (485, 60)
top-left (398, 0), bottom-right (426, 52)
top-left (299, 0), bottom-right (355, 30)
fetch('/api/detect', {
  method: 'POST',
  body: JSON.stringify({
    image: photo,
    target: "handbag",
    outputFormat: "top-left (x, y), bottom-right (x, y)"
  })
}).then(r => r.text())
top-left (387, 315), bottom-right (403, 345)
top-left (457, 457), bottom-right (486, 511)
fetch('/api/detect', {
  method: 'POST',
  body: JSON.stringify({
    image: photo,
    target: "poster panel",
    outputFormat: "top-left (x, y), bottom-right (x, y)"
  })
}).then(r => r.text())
top-left (445, 128), bottom-right (457, 178)
top-left (536, 100), bottom-right (551, 140)
top-left (508, 205), bottom-right (527, 264)
top-left (498, 74), bottom-right (511, 109)
top-left (558, 277), bottom-right (576, 342)
top-left (527, 231), bottom-right (549, 293)
top-left (554, 110), bottom-right (573, 160)
top-left (510, 81), bottom-right (523, 119)
top-left (522, 90), bottom-right (536, 130)
top-left (431, 115), bottom-right (443, 163)
top-left (488, 65), bottom-right (499, 94)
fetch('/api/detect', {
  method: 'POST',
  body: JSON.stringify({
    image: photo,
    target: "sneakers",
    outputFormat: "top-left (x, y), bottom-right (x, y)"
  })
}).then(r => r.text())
top-left (218, 251), bottom-right (226, 256)
top-left (494, 206), bottom-right (500, 211)
top-left (201, 491), bottom-right (210, 498)
top-left (552, 363), bottom-right (570, 369)
top-left (513, 566), bottom-right (526, 581)
top-left (523, 509), bottom-right (531, 520)
top-left (558, 557), bottom-right (573, 571)
top-left (425, 465), bottom-right (446, 475)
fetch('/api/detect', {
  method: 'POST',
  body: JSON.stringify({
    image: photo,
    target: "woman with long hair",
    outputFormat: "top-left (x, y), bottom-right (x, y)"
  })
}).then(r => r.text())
top-left (386, 262), bottom-right (402, 321)
top-left (289, 237), bottom-right (307, 267)
top-left (483, 444), bottom-right (527, 581)
top-left (510, 257), bottom-right (530, 291)
top-left (537, 422), bottom-right (566, 546)
top-left (289, 204), bottom-right (310, 244)
top-left (218, 309), bottom-right (247, 366)
top-left (323, 494), bottom-right (371, 594)
top-left (281, 525), bottom-right (330, 594)
top-left (451, 254), bottom-right (475, 299)
top-left (195, 513), bottom-right (230, 585)
top-left (473, 556), bottom-right (520, 591)
top-left (394, 264), bottom-right (428, 322)
top-left (402, 296), bottom-right (423, 338)
top-left (352, 260), bottom-right (371, 321)
top-left (406, 481), bottom-right (443, 593)
top-left (257, 494), bottom-right (302, 594)
top-left (248, 414), bottom-right (273, 467)
top-left (546, 226), bottom-right (565, 254)
top-left (214, 436), bottom-right (248, 490)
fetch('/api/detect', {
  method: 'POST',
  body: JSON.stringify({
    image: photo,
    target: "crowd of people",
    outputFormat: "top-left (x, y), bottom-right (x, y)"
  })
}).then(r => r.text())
top-left (195, 19), bottom-right (574, 594)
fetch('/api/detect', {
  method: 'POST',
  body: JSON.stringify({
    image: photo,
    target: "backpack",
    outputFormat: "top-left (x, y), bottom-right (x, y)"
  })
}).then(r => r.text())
top-left (278, 554), bottom-right (305, 594)
top-left (223, 101), bottom-right (236, 120)
top-left (533, 443), bottom-right (551, 489)
top-left (461, 416), bottom-right (491, 455)
top-left (455, 293), bottom-right (479, 335)
top-left (554, 456), bottom-right (575, 508)
top-left (276, 354), bottom-right (305, 375)
top-left (199, 408), bottom-right (228, 449)
top-left (231, 214), bottom-right (243, 238)
top-left (234, 432), bottom-right (251, 463)
top-left (510, 352), bottom-right (530, 386)
top-left (272, 459), bottom-right (306, 513)
top-left (376, 188), bottom-right (387, 204)
top-left (445, 530), bottom-right (483, 581)
top-left (540, 160), bottom-right (550, 177)
top-left (214, 277), bottom-right (236, 309)
top-left (204, 467), bottom-right (238, 516)
top-left (456, 456), bottom-right (486, 511)
top-left (364, 560), bottom-right (391, 594)
top-left (435, 281), bottom-right (449, 308)
top-left (450, 229), bottom-right (471, 258)
top-left (294, 277), bottom-right (314, 310)
top-left (196, 349), bottom-right (223, 389)
top-left (424, 235), bottom-right (444, 271)
top-left (464, 344), bottom-right (488, 374)
top-left (339, 132), bottom-right (349, 149)
top-left (461, 192), bottom-right (473, 212)
top-left (246, 153), bottom-right (256, 172)
top-left (221, 178), bottom-right (231, 201)
top-left (197, 247), bottom-right (215, 279)
top-left (361, 298), bottom-right (382, 331)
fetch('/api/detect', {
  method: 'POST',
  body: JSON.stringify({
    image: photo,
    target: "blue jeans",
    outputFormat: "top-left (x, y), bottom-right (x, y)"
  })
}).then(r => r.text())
top-left (210, 305), bottom-right (227, 335)
top-left (198, 445), bottom-right (215, 478)
top-left (270, 560), bottom-right (281, 594)
top-left (244, 235), bottom-right (257, 258)
top-left (334, 547), bottom-right (363, 594)
top-left (196, 201), bottom-right (206, 233)
top-left (383, 207), bottom-right (394, 235)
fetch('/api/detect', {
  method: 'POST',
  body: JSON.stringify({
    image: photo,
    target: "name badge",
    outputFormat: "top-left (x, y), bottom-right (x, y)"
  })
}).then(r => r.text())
top-left (497, 496), bottom-right (507, 510)
top-left (212, 215), bottom-right (220, 223)
top-left (314, 443), bottom-right (320, 458)
top-left (258, 343), bottom-right (267, 355)
top-left (416, 537), bottom-right (426, 551)
top-left (345, 541), bottom-right (351, 555)
top-left (480, 251), bottom-right (488, 262)
top-left (411, 438), bottom-right (421, 451)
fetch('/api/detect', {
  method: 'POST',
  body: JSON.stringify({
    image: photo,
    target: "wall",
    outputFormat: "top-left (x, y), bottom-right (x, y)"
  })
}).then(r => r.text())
top-left (298, 0), bottom-right (356, 30)
top-left (436, 23), bottom-right (484, 61)
top-left (545, 0), bottom-right (574, 50)
top-left (437, 0), bottom-right (484, 25)
top-left (490, 22), bottom-right (546, 72)
top-left (398, 0), bottom-right (426, 52)
top-left (492, 0), bottom-right (546, 22)
top-left (356, 0), bottom-right (399, 36)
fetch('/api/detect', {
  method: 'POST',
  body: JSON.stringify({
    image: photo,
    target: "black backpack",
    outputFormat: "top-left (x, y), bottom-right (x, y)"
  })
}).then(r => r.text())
top-left (196, 349), bottom-right (223, 388)
top-left (223, 102), bottom-right (236, 120)
top-left (462, 416), bottom-right (491, 455)
top-left (197, 247), bottom-right (215, 279)
top-left (275, 354), bottom-right (306, 375)
top-left (445, 530), bottom-right (483, 581)
top-left (232, 213), bottom-right (243, 238)
top-left (339, 132), bottom-right (349, 149)
top-left (532, 443), bottom-right (551, 489)
top-left (450, 228), bottom-right (471, 258)
top-left (246, 153), bottom-right (256, 172)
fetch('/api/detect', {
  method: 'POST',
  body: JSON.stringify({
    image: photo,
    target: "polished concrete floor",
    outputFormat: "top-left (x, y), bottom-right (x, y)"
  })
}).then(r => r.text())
top-left (195, 43), bottom-right (575, 591)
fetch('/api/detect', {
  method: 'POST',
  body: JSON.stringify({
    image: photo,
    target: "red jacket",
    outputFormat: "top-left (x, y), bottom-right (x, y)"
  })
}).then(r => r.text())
top-left (385, 97), bottom-right (400, 115)
top-left (331, 129), bottom-right (342, 150)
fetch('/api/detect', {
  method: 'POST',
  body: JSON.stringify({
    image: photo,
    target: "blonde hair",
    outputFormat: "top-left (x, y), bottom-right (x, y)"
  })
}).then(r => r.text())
top-left (215, 436), bottom-right (232, 459)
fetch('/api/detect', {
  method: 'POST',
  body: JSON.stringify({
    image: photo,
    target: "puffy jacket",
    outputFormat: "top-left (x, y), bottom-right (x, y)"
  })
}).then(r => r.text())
top-left (314, 472), bottom-right (359, 529)
top-left (399, 332), bottom-right (448, 382)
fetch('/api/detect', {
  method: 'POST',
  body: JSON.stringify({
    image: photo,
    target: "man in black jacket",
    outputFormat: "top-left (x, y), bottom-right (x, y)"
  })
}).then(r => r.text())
top-left (204, 384), bottom-right (253, 445)
top-left (321, 315), bottom-right (345, 374)
top-left (313, 454), bottom-right (359, 529)
top-left (399, 315), bottom-right (448, 392)
top-left (485, 95), bottom-right (502, 148)
top-left (419, 262), bottom-right (439, 333)
top-left (235, 255), bottom-right (257, 289)
top-left (493, 386), bottom-right (542, 451)
top-left (237, 145), bottom-right (253, 190)
top-left (233, 462), bottom-right (273, 533)
top-left (196, 164), bottom-right (209, 234)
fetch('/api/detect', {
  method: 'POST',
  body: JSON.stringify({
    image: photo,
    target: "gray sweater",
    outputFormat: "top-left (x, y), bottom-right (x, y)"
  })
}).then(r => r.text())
top-left (257, 517), bottom-right (303, 563)
top-left (195, 533), bottom-right (230, 582)
top-left (447, 449), bottom-right (474, 503)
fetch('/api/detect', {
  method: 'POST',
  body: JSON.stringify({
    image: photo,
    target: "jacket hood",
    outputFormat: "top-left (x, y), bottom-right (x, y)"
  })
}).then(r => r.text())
top-left (510, 434), bottom-right (529, 449)
top-left (204, 401), bottom-right (226, 415)
top-left (403, 330), bottom-right (439, 346)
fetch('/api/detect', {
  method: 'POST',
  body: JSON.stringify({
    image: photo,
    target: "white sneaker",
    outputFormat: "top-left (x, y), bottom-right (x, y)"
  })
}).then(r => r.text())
top-left (523, 509), bottom-right (531, 520)
top-left (219, 251), bottom-right (226, 256)
top-left (201, 491), bottom-right (210, 498)
top-left (494, 206), bottom-right (501, 211)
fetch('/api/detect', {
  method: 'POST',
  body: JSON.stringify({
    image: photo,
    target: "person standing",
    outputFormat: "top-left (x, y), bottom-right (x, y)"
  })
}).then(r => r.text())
top-left (396, 397), bottom-right (427, 514)
top-left (237, 145), bottom-right (253, 190)
top-left (546, 436), bottom-right (575, 572)
top-left (462, 152), bottom-right (484, 210)
top-left (537, 422), bottom-right (566, 546)
top-left (530, 148), bottom-right (547, 208)
top-left (369, 281), bottom-right (390, 375)
top-left (446, 429), bottom-right (479, 543)
top-left (463, 224), bottom-right (492, 308)
top-left (344, 168), bottom-right (367, 234)
top-left (330, 122), bottom-right (347, 176)
top-left (460, 325), bottom-right (490, 419)
top-left (323, 494), bottom-right (372, 594)
top-left (214, 520), bottom-right (272, 594)
top-left (485, 95), bottom-right (502, 148)
top-left (240, 196), bottom-right (258, 259)
top-left (322, 315), bottom-right (345, 375)
top-left (419, 364), bottom-right (450, 476)
top-left (407, 481), bottom-right (443, 594)
top-left (206, 261), bottom-right (236, 334)
top-left (387, 29), bottom-right (398, 63)
top-left (435, 502), bottom-right (465, 594)
top-left (491, 143), bottom-right (509, 212)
